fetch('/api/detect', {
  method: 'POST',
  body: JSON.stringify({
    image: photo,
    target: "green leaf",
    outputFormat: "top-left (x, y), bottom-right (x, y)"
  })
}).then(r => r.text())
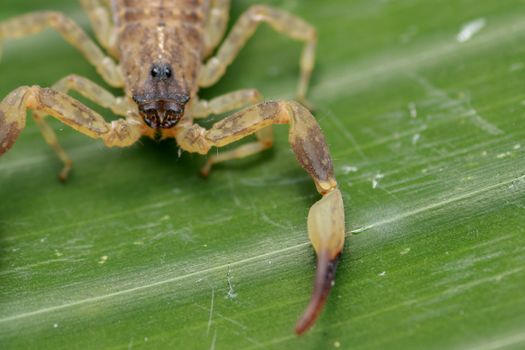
top-left (2, 0), bottom-right (525, 349)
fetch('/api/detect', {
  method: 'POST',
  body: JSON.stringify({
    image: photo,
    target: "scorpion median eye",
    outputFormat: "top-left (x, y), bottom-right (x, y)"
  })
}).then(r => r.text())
top-left (151, 66), bottom-right (160, 78)
top-left (151, 65), bottom-right (172, 79)
top-left (164, 66), bottom-right (172, 78)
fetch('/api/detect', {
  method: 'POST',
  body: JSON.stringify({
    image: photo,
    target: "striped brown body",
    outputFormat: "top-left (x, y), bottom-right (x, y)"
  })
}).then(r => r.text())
top-left (112, 0), bottom-right (209, 128)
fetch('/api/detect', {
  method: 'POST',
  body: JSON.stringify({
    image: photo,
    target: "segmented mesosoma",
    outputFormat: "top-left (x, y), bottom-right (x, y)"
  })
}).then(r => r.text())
top-left (0, 0), bottom-right (346, 334)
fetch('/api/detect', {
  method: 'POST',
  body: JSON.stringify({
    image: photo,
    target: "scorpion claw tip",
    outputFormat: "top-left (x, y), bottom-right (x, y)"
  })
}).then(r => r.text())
top-left (294, 251), bottom-right (340, 335)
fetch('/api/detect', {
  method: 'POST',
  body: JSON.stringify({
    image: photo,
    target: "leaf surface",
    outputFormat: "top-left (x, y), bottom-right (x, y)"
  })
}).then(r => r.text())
top-left (1, 0), bottom-right (525, 349)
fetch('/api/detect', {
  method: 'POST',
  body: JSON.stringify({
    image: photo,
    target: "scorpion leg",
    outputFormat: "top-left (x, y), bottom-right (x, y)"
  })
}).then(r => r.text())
top-left (32, 75), bottom-right (131, 180)
top-left (192, 89), bottom-right (262, 119)
top-left (79, 0), bottom-right (119, 57)
top-left (200, 127), bottom-right (273, 177)
top-left (177, 101), bottom-right (344, 334)
top-left (190, 89), bottom-right (273, 176)
top-left (0, 86), bottom-right (142, 165)
top-left (203, 0), bottom-right (231, 57)
top-left (198, 5), bottom-right (317, 102)
top-left (0, 12), bottom-right (123, 86)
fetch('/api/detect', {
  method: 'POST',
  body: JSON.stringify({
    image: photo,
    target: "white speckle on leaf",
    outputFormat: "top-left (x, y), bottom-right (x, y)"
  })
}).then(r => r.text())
top-left (54, 250), bottom-right (63, 257)
top-left (457, 18), bottom-right (486, 43)
top-left (510, 63), bottom-right (524, 72)
top-left (144, 337), bottom-right (148, 342)
top-left (267, 65), bottom-right (282, 77)
top-left (372, 173), bottom-right (385, 189)
top-left (481, 151), bottom-right (488, 157)
top-left (378, 271), bottom-right (386, 277)
top-left (514, 144), bottom-right (521, 150)
top-left (226, 267), bottom-right (237, 299)
top-left (40, 237), bottom-right (47, 243)
top-left (352, 226), bottom-right (368, 233)
top-left (341, 165), bottom-right (359, 175)
top-left (334, 341), bottom-right (341, 348)
top-left (408, 102), bottom-right (417, 118)
top-left (508, 175), bottom-right (525, 192)
top-left (53, 323), bottom-right (58, 328)
top-left (496, 152), bottom-right (511, 159)
top-left (412, 133), bottom-right (421, 145)
top-left (98, 256), bottom-right (108, 265)
top-left (400, 247), bottom-right (411, 255)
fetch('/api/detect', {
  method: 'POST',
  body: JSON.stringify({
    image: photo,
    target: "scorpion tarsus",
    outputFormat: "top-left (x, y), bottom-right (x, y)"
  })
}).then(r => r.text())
top-left (295, 251), bottom-right (340, 335)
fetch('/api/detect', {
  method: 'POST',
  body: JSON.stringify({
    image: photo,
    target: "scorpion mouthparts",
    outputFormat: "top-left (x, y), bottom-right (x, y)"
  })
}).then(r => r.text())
top-left (139, 100), bottom-right (185, 129)
top-left (295, 251), bottom-right (340, 335)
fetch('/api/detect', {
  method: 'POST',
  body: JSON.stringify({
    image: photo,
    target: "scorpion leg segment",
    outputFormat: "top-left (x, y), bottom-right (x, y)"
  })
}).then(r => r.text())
top-left (79, 0), bottom-right (119, 57)
top-left (198, 5), bottom-right (317, 101)
top-left (0, 11), bottom-right (123, 86)
top-left (200, 126), bottom-right (273, 177)
top-left (31, 75), bottom-right (131, 180)
top-left (191, 89), bottom-right (270, 176)
top-left (177, 101), bottom-right (345, 333)
top-left (192, 89), bottom-right (262, 119)
top-left (0, 86), bottom-right (142, 159)
top-left (203, 0), bottom-right (231, 57)
top-left (40, 75), bottom-right (130, 117)
top-left (32, 116), bottom-right (73, 182)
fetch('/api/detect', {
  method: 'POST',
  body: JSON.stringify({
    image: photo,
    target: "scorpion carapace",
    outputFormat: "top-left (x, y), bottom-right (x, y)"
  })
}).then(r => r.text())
top-left (0, 0), bottom-right (346, 335)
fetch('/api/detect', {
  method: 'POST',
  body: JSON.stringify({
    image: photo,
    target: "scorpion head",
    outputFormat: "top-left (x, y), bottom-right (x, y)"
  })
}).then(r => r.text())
top-left (132, 63), bottom-right (191, 129)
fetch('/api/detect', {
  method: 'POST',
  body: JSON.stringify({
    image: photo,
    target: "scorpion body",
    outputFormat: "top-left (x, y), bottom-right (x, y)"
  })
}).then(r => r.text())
top-left (0, 0), bottom-right (345, 335)
top-left (115, 0), bottom-right (206, 133)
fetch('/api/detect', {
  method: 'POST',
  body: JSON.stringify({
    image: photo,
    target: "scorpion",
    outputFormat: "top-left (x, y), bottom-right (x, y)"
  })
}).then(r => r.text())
top-left (0, 0), bottom-right (345, 335)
